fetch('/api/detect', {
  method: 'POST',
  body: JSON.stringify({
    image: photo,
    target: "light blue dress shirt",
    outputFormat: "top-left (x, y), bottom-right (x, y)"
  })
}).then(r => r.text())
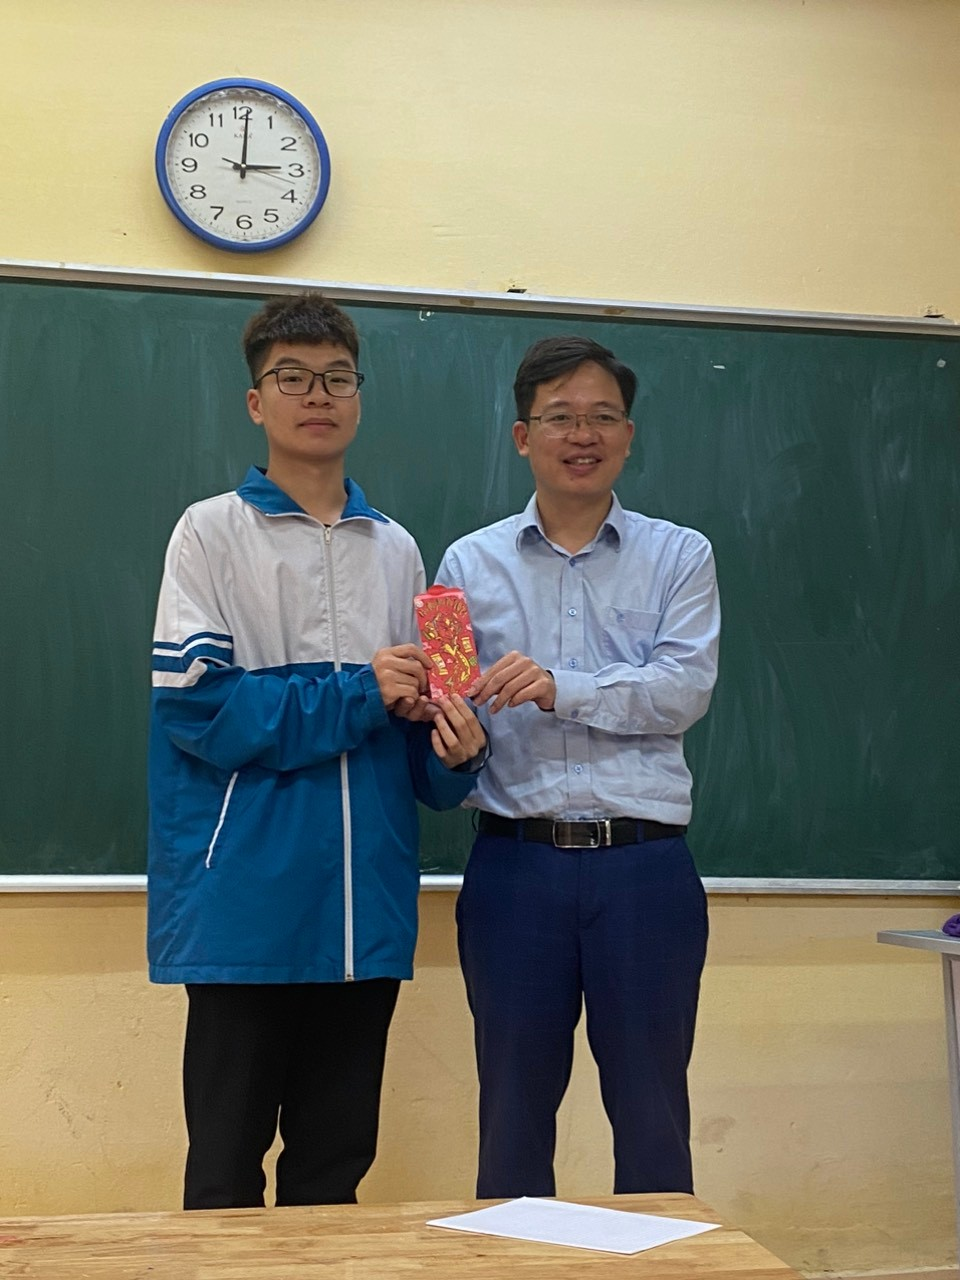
top-left (436, 493), bottom-right (720, 826)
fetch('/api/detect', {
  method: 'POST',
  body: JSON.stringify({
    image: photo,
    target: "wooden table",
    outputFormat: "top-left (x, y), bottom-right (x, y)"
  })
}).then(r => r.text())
top-left (878, 928), bottom-right (960, 1247)
top-left (0, 1193), bottom-right (800, 1278)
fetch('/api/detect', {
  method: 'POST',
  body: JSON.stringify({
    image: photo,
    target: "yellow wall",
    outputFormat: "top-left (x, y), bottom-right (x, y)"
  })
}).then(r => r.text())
top-left (3, 1), bottom-right (960, 1274)
top-left (1, 894), bottom-right (956, 1275)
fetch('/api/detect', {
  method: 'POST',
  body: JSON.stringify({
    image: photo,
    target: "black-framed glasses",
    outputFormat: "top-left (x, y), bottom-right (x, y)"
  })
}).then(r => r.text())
top-left (527, 410), bottom-right (628, 438)
top-left (255, 366), bottom-right (365, 398)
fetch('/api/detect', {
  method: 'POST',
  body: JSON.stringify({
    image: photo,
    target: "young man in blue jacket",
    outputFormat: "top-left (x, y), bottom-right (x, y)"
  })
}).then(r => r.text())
top-left (148, 293), bottom-right (486, 1210)
top-left (438, 335), bottom-right (720, 1200)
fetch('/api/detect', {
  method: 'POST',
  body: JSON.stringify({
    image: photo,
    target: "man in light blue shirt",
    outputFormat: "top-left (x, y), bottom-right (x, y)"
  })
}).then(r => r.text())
top-left (437, 335), bottom-right (720, 1199)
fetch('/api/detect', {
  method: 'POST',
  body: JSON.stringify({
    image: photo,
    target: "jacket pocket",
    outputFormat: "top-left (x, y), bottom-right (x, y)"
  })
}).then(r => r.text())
top-left (205, 770), bottom-right (239, 868)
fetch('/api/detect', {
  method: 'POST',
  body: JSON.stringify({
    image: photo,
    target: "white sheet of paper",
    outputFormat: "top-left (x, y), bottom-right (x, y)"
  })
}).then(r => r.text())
top-left (426, 1196), bottom-right (721, 1255)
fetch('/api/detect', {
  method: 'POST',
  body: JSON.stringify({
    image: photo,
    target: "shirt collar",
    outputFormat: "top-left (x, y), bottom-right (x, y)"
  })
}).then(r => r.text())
top-left (516, 491), bottom-right (625, 551)
top-left (236, 466), bottom-right (389, 523)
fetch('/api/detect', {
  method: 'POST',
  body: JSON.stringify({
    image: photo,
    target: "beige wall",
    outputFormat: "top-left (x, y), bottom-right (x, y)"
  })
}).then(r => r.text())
top-left (4, 0), bottom-right (960, 318)
top-left (3, 0), bottom-right (960, 1275)
top-left (0, 894), bottom-right (956, 1275)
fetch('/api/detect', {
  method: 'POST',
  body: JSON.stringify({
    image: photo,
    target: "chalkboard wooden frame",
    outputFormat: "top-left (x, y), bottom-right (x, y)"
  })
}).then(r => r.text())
top-left (2, 259), bottom-right (959, 894)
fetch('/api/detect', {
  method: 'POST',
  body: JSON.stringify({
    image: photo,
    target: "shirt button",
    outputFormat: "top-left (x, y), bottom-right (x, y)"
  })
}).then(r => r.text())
top-left (569, 558), bottom-right (577, 567)
top-left (570, 709), bottom-right (579, 719)
top-left (568, 659), bottom-right (578, 668)
top-left (568, 608), bottom-right (577, 617)
top-left (617, 612), bottom-right (625, 622)
top-left (574, 765), bottom-right (583, 775)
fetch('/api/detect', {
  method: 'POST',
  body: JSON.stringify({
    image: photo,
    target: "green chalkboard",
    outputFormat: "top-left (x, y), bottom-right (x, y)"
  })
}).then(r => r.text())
top-left (1, 275), bottom-right (959, 881)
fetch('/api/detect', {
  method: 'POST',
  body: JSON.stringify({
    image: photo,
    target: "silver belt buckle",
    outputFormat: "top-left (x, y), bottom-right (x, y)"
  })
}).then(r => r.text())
top-left (552, 820), bottom-right (612, 849)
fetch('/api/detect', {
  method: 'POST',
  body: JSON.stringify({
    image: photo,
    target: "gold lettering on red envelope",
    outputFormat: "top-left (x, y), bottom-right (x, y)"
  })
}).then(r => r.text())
top-left (414, 585), bottom-right (481, 699)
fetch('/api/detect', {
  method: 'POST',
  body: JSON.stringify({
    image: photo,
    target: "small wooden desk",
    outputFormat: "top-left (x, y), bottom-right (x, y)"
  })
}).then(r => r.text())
top-left (0, 1193), bottom-right (800, 1278)
top-left (878, 928), bottom-right (960, 1247)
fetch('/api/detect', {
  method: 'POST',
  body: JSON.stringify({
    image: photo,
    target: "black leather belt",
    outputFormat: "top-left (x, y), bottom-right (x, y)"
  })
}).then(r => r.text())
top-left (477, 811), bottom-right (686, 849)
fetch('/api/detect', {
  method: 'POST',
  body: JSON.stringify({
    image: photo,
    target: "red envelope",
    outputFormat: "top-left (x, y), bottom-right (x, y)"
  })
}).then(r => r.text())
top-left (414, 585), bottom-right (481, 699)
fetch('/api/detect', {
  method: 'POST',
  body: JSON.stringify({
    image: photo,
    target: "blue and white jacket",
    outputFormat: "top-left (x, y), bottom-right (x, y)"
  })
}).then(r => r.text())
top-left (147, 467), bottom-right (478, 985)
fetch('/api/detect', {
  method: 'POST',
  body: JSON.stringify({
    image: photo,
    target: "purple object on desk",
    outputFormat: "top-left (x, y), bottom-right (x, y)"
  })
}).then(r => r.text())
top-left (942, 914), bottom-right (960, 938)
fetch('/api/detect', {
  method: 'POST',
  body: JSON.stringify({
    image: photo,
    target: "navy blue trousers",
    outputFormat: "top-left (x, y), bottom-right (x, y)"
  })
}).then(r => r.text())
top-left (456, 832), bottom-right (708, 1198)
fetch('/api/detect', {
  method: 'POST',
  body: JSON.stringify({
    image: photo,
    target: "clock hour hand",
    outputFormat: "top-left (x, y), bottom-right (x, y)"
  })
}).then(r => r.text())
top-left (221, 157), bottom-right (283, 171)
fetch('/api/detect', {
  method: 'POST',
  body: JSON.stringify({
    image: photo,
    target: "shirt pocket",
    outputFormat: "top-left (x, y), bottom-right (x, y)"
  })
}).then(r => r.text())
top-left (601, 606), bottom-right (662, 665)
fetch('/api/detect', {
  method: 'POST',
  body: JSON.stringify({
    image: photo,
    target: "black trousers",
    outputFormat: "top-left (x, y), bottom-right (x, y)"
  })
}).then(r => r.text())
top-left (182, 979), bottom-right (400, 1210)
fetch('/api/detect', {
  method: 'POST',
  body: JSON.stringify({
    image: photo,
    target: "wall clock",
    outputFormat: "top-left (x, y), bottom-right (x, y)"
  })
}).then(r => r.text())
top-left (155, 78), bottom-right (331, 252)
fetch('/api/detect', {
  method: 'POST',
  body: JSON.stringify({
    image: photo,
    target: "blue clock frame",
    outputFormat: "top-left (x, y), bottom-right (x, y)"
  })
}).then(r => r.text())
top-left (154, 77), bottom-right (332, 253)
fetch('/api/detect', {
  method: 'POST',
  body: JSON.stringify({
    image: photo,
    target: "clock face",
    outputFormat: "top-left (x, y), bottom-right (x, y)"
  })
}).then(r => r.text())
top-left (155, 79), bottom-right (331, 252)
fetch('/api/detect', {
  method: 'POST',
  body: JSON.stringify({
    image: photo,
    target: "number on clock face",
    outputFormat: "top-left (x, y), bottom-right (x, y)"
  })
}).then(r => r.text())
top-left (157, 82), bottom-right (330, 250)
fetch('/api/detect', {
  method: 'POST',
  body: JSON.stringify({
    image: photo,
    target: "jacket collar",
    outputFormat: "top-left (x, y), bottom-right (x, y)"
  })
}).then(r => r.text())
top-left (237, 466), bottom-right (389, 524)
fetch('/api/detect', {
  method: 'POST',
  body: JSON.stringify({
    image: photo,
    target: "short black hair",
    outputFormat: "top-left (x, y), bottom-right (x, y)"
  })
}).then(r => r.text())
top-left (513, 335), bottom-right (637, 422)
top-left (242, 292), bottom-right (360, 383)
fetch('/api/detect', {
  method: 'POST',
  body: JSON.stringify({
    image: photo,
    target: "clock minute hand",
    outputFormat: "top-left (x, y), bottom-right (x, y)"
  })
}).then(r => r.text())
top-left (239, 112), bottom-right (250, 179)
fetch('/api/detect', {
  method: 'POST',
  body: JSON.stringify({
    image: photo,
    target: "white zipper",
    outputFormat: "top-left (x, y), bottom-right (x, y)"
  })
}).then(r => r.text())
top-left (205, 770), bottom-right (238, 868)
top-left (323, 524), bottom-right (355, 981)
